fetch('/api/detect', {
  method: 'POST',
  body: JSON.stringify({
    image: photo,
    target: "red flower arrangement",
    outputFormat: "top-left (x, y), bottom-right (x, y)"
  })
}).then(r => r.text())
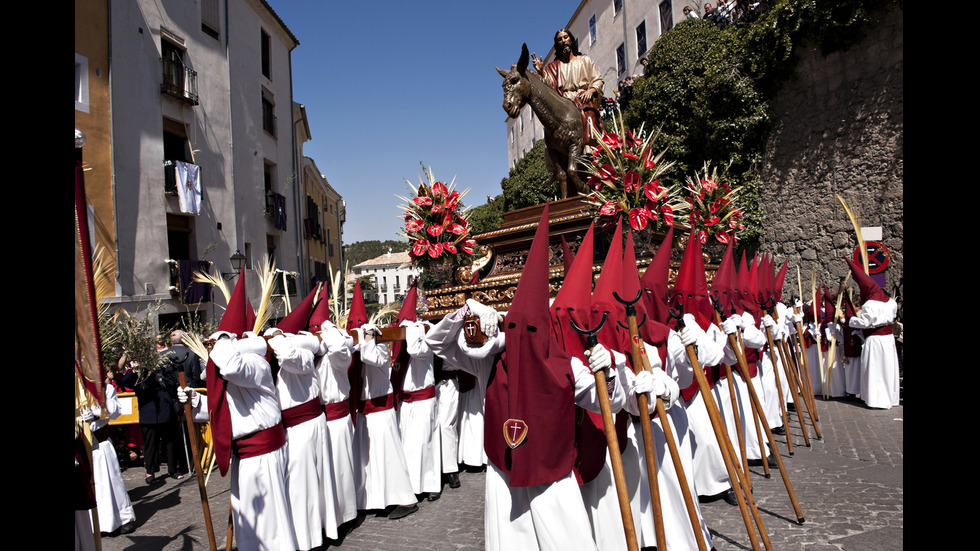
top-left (583, 112), bottom-right (686, 233)
top-left (398, 165), bottom-right (479, 271)
top-left (682, 163), bottom-right (745, 244)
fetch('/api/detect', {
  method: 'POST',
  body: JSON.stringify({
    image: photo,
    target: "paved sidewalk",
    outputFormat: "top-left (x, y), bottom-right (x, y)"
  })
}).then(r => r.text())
top-left (95, 397), bottom-right (902, 551)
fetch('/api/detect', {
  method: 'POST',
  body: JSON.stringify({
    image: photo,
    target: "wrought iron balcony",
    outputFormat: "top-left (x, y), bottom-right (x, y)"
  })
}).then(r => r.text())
top-left (161, 58), bottom-right (199, 105)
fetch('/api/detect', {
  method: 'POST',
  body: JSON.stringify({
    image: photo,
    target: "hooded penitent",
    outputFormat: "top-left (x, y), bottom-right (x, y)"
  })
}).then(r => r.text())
top-left (551, 223), bottom-right (605, 484)
top-left (389, 282), bottom-right (420, 408)
top-left (668, 228), bottom-right (714, 332)
top-left (268, 286), bottom-right (320, 381)
top-left (623, 228), bottom-right (672, 408)
top-left (845, 258), bottom-right (890, 304)
top-left (207, 268), bottom-right (249, 476)
top-left (347, 280), bottom-right (370, 421)
top-left (484, 204), bottom-right (577, 487)
top-left (586, 218), bottom-right (632, 458)
top-left (671, 229), bottom-right (716, 401)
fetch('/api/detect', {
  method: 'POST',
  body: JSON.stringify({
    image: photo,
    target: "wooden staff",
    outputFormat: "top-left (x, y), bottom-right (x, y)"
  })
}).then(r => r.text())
top-left (729, 305), bottom-right (769, 480)
top-left (778, 333), bottom-right (820, 441)
top-left (711, 300), bottom-right (758, 483)
top-left (711, 306), bottom-right (807, 525)
top-left (670, 308), bottom-right (770, 551)
top-left (757, 297), bottom-right (797, 455)
top-left (795, 268), bottom-right (820, 420)
top-left (178, 373), bottom-right (218, 551)
top-left (571, 313), bottom-right (640, 551)
top-left (823, 275), bottom-right (851, 402)
top-left (765, 301), bottom-right (813, 446)
top-left (770, 304), bottom-right (823, 448)
top-left (616, 292), bottom-right (710, 551)
top-left (612, 293), bottom-right (665, 549)
top-left (711, 299), bottom-right (752, 480)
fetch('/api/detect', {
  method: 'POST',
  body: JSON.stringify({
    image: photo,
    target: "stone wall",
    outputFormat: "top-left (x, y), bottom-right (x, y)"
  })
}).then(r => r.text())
top-left (759, 5), bottom-right (903, 301)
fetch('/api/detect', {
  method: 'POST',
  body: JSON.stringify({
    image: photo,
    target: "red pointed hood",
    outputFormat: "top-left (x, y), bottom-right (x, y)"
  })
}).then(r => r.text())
top-left (347, 279), bottom-right (369, 331)
top-left (552, 223), bottom-right (594, 363)
top-left (639, 226), bottom-right (673, 325)
top-left (485, 203), bottom-right (576, 487)
top-left (709, 238), bottom-right (736, 319)
top-left (774, 258), bottom-right (788, 303)
top-left (308, 282), bottom-right (333, 332)
top-left (845, 258), bottom-right (889, 303)
top-left (668, 228), bottom-right (713, 331)
top-left (591, 217), bottom-right (629, 356)
top-left (624, 230), bottom-right (672, 347)
top-left (275, 286), bottom-right (318, 334)
top-left (561, 235), bottom-right (575, 280)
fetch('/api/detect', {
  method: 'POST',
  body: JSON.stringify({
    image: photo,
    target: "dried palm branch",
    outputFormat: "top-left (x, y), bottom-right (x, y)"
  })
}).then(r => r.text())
top-left (192, 265), bottom-right (231, 304)
top-left (252, 256), bottom-right (277, 334)
top-left (370, 300), bottom-right (401, 326)
top-left (181, 331), bottom-right (210, 364)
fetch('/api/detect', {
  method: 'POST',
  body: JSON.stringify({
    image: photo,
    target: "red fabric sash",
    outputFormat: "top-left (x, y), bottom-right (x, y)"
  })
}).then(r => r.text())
top-left (233, 423), bottom-right (287, 460)
top-left (359, 393), bottom-right (396, 415)
top-left (865, 325), bottom-right (892, 338)
top-left (323, 400), bottom-right (351, 422)
top-left (93, 426), bottom-right (111, 443)
top-left (282, 398), bottom-right (324, 429)
top-left (401, 386), bottom-right (436, 403)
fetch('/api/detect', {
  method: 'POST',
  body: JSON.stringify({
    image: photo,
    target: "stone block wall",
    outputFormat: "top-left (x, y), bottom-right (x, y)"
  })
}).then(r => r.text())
top-left (759, 5), bottom-right (903, 301)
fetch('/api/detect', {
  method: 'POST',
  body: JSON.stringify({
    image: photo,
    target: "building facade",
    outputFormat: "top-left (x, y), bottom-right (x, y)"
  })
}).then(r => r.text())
top-left (351, 251), bottom-right (420, 306)
top-left (75, 0), bottom-right (339, 330)
top-left (507, 0), bottom-right (689, 169)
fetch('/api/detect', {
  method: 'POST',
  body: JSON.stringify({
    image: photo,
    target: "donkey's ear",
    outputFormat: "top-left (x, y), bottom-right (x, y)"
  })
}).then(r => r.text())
top-left (517, 43), bottom-right (529, 75)
top-left (497, 67), bottom-right (509, 78)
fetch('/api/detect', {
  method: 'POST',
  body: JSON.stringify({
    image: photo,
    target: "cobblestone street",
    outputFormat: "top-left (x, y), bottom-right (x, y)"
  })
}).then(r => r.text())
top-left (94, 397), bottom-right (901, 551)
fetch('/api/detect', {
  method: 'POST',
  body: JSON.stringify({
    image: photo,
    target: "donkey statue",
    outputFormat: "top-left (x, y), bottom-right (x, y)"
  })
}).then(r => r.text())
top-left (498, 44), bottom-right (589, 199)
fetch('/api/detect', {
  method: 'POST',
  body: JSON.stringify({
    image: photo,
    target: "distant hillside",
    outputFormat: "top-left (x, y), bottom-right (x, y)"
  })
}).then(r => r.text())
top-left (346, 240), bottom-right (409, 268)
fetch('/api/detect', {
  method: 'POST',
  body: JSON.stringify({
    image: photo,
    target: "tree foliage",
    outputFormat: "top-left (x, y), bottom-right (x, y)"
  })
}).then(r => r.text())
top-left (501, 140), bottom-right (561, 211)
top-left (468, 194), bottom-right (505, 235)
top-left (345, 240), bottom-right (409, 268)
top-left (623, 0), bottom-right (899, 245)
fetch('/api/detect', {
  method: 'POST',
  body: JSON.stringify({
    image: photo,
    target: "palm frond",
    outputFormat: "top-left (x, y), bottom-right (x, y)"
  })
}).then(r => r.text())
top-left (181, 331), bottom-right (210, 364)
top-left (252, 256), bottom-right (277, 334)
top-left (192, 266), bottom-right (231, 304)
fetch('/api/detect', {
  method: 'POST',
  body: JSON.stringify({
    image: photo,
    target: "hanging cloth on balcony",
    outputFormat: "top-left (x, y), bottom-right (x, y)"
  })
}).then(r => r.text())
top-left (272, 193), bottom-right (287, 230)
top-left (175, 161), bottom-right (201, 214)
top-left (177, 259), bottom-right (211, 304)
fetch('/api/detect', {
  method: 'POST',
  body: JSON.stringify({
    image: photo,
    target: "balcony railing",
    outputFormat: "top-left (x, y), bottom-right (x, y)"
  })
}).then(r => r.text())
top-left (161, 58), bottom-right (199, 105)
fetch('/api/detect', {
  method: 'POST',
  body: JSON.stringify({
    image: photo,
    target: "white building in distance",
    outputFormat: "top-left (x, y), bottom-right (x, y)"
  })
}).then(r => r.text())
top-left (351, 251), bottom-right (421, 305)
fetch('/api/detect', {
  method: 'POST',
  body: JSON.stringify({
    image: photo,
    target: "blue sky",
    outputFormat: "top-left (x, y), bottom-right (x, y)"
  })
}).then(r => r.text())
top-left (266, 0), bottom-right (577, 244)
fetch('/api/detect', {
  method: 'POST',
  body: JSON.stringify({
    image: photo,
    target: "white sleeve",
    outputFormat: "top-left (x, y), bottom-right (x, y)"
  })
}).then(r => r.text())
top-left (571, 350), bottom-right (626, 415)
top-left (210, 338), bottom-right (274, 389)
top-left (848, 299), bottom-right (897, 329)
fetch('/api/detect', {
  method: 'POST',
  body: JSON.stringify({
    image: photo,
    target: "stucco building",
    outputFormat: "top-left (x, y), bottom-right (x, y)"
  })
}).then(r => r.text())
top-left (75, 0), bottom-right (343, 330)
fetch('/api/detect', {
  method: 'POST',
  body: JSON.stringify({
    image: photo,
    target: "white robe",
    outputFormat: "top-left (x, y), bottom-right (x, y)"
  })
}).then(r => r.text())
top-left (436, 375), bottom-right (460, 474)
top-left (270, 333), bottom-right (327, 551)
top-left (684, 324), bottom-right (739, 498)
top-left (210, 336), bottom-right (297, 551)
top-left (602, 336), bottom-right (714, 551)
top-left (849, 299), bottom-right (901, 409)
top-left (312, 323), bottom-right (359, 537)
top-left (427, 311), bottom-right (626, 551)
top-left (353, 331), bottom-right (417, 510)
top-left (89, 385), bottom-right (136, 533)
top-left (397, 321), bottom-right (441, 495)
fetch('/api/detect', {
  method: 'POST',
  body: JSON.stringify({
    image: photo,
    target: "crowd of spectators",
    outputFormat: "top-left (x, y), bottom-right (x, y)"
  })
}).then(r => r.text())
top-left (701, 1), bottom-right (770, 28)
